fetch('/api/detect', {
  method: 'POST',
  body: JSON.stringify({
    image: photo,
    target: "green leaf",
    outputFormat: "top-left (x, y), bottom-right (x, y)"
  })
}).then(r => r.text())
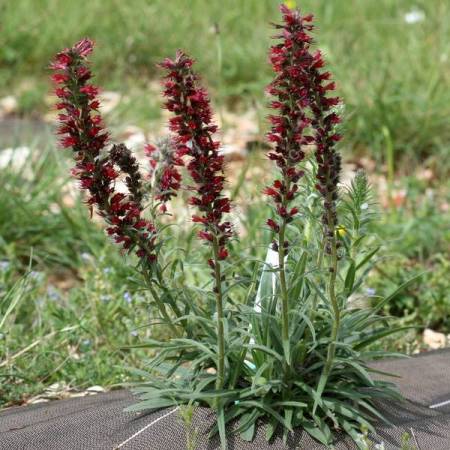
top-left (353, 326), bottom-right (416, 350)
top-left (265, 417), bottom-right (278, 442)
top-left (124, 397), bottom-right (177, 412)
top-left (288, 251), bottom-right (307, 300)
top-left (217, 405), bottom-right (228, 450)
top-left (283, 408), bottom-right (293, 444)
top-left (312, 373), bottom-right (327, 414)
top-left (355, 246), bottom-right (380, 270)
top-left (341, 420), bottom-right (366, 450)
top-left (373, 272), bottom-right (425, 314)
top-left (237, 410), bottom-right (259, 441)
top-left (0, 276), bottom-right (29, 331)
top-left (344, 260), bottom-right (356, 295)
top-left (238, 400), bottom-right (293, 432)
top-left (240, 421), bottom-right (256, 442)
top-left (245, 343), bottom-right (283, 362)
top-left (272, 400), bottom-right (307, 408)
top-left (300, 419), bottom-right (331, 445)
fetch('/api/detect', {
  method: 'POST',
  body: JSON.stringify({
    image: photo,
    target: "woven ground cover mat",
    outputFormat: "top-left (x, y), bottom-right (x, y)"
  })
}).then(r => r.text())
top-left (1, 349), bottom-right (449, 449)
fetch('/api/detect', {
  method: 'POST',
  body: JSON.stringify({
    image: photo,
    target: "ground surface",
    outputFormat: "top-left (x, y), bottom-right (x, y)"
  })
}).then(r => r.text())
top-left (2, 350), bottom-right (450, 449)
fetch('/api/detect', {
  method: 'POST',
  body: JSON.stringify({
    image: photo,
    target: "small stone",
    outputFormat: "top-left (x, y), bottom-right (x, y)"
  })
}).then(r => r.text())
top-left (118, 125), bottom-right (146, 150)
top-left (29, 398), bottom-right (50, 404)
top-left (86, 385), bottom-right (106, 393)
top-left (69, 392), bottom-right (88, 398)
top-left (423, 328), bottom-right (446, 349)
top-left (0, 96), bottom-right (18, 116)
top-left (0, 146), bottom-right (31, 170)
top-left (404, 9), bottom-right (425, 24)
top-left (220, 144), bottom-right (246, 162)
top-left (99, 91), bottom-right (121, 114)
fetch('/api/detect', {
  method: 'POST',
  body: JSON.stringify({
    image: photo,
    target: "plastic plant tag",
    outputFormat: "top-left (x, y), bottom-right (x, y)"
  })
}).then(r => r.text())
top-left (254, 245), bottom-right (281, 313)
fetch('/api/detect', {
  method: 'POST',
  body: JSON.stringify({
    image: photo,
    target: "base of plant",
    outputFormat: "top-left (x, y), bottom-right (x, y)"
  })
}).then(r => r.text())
top-left (127, 295), bottom-right (407, 449)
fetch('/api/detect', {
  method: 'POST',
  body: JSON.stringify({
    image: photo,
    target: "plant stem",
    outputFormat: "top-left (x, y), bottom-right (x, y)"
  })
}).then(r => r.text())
top-left (322, 206), bottom-right (340, 379)
top-left (278, 176), bottom-right (291, 370)
top-left (311, 240), bottom-right (325, 314)
top-left (212, 235), bottom-right (225, 392)
top-left (278, 221), bottom-right (289, 344)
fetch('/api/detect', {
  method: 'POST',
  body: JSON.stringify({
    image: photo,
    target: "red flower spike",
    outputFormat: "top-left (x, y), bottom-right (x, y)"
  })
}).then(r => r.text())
top-left (276, 5), bottom-right (343, 253)
top-left (51, 39), bottom-right (158, 264)
top-left (161, 51), bottom-right (233, 261)
top-left (265, 5), bottom-right (320, 235)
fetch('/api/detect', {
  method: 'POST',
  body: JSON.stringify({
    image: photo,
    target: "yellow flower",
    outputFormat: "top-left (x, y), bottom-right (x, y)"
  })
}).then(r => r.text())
top-left (284, 0), bottom-right (296, 9)
top-left (337, 225), bottom-right (347, 238)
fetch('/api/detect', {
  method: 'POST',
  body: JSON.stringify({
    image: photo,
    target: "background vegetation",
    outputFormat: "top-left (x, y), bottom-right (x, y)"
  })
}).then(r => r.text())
top-left (1, 0), bottom-right (449, 408)
top-left (2, 0), bottom-right (449, 168)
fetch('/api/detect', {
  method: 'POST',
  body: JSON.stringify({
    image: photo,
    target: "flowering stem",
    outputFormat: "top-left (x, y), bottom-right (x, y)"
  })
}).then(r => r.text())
top-left (277, 178), bottom-right (291, 348)
top-left (160, 52), bottom-right (232, 395)
top-left (309, 85), bottom-right (342, 380)
top-left (323, 207), bottom-right (339, 378)
top-left (212, 235), bottom-right (225, 392)
top-left (311, 240), bottom-right (325, 315)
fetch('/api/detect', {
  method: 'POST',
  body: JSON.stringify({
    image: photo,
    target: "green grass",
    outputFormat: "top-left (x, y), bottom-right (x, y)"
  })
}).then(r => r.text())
top-left (1, 0), bottom-right (449, 169)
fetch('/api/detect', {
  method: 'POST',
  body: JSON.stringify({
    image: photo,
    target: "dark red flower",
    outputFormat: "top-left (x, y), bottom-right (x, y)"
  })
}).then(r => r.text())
top-left (266, 5), bottom-right (343, 253)
top-left (277, 6), bottom-right (343, 251)
top-left (217, 247), bottom-right (228, 260)
top-left (51, 39), bottom-right (158, 264)
top-left (264, 5), bottom-right (317, 241)
top-left (161, 51), bottom-right (233, 259)
top-left (266, 219), bottom-right (280, 233)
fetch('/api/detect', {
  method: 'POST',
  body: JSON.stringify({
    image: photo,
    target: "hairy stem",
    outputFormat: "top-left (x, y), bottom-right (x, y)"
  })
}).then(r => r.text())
top-left (278, 222), bottom-right (289, 344)
top-left (212, 236), bottom-right (225, 392)
top-left (278, 176), bottom-right (291, 369)
top-left (322, 204), bottom-right (340, 378)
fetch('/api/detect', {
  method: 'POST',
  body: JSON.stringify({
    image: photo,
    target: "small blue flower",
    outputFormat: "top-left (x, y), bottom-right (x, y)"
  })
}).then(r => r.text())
top-left (0, 260), bottom-right (10, 271)
top-left (366, 288), bottom-right (376, 296)
top-left (123, 291), bottom-right (132, 303)
top-left (47, 287), bottom-right (60, 301)
top-left (103, 267), bottom-right (112, 274)
top-left (130, 330), bottom-right (138, 337)
top-left (30, 271), bottom-right (44, 281)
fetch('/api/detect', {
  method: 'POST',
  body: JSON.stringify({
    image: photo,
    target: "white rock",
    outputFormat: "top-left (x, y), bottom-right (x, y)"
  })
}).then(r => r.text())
top-left (99, 91), bottom-right (121, 114)
top-left (29, 398), bottom-right (50, 404)
top-left (404, 9), bottom-right (425, 24)
top-left (0, 96), bottom-right (18, 116)
top-left (117, 125), bottom-right (147, 151)
top-left (423, 328), bottom-right (446, 349)
top-left (0, 146), bottom-right (31, 170)
top-left (219, 144), bottom-right (246, 161)
top-left (86, 385), bottom-right (106, 393)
